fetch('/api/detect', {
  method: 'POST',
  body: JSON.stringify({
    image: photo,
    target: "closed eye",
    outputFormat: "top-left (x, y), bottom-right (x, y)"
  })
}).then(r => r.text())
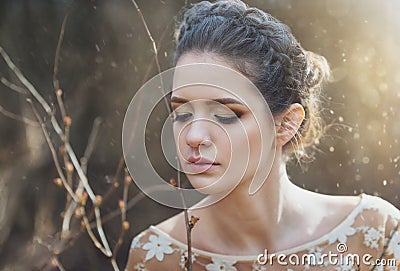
top-left (214, 114), bottom-right (241, 124)
top-left (172, 112), bottom-right (192, 122)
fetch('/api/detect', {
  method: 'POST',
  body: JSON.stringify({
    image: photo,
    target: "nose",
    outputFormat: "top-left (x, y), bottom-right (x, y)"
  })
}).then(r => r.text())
top-left (185, 119), bottom-right (212, 148)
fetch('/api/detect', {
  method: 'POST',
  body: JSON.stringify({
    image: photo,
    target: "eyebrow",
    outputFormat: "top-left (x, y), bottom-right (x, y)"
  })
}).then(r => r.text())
top-left (170, 96), bottom-right (244, 105)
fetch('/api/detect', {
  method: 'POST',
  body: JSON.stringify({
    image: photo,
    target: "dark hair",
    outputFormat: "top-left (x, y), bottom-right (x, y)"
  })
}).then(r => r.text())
top-left (173, 0), bottom-right (330, 162)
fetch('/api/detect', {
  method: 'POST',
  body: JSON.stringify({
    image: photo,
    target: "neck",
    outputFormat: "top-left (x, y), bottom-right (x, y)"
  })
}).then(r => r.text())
top-left (190, 154), bottom-right (309, 253)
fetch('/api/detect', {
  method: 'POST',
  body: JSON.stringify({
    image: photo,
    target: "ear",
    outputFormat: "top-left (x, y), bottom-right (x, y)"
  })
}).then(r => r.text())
top-left (275, 103), bottom-right (305, 147)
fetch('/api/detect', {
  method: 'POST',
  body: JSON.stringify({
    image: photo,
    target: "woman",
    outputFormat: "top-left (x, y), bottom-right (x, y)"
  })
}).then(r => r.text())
top-left (125, 0), bottom-right (400, 270)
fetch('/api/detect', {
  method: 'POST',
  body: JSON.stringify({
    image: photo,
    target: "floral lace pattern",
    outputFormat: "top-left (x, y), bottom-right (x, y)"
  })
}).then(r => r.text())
top-left (125, 194), bottom-right (400, 271)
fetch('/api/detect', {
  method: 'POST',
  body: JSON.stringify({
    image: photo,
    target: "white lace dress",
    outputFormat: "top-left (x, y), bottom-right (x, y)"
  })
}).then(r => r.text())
top-left (125, 194), bottom-right (400, 271)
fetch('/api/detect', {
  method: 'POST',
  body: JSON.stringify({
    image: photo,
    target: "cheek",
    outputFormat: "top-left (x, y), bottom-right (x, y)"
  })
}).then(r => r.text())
top-left (214, 129), bottom-right (231, 157)
top-left (248, 126), bottom-right (262, 158)
top-left (236, 121), bottom-right (263, 172)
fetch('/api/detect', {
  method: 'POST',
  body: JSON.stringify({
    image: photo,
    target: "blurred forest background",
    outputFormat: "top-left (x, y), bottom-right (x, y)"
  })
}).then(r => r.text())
top-left (0, 0), bottom-right (399, 270)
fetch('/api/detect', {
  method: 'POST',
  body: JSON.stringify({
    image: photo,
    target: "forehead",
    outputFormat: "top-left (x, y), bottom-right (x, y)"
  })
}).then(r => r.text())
top-left (172, 52), bottom-right (258, 104)
top-left (171, 85), bottom-right (240, 102)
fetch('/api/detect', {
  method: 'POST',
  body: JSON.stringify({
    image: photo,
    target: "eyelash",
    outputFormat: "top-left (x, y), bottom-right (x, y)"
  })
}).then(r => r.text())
top-left (172, 112), bottom-right (242, 124)
top-left (214, 114), bottom-right (240, 124)
top-left (172, 113), bottom-right (191, 122)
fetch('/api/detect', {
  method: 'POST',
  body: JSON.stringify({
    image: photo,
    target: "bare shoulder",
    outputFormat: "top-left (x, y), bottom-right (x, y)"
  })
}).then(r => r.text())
top-left (302, 190), bottom-right (363, 218)
top-left (319, 192), bottom-right (400, 227)
top-left (299, 192), bottom-right (363, 232)
top-left (321, 193), bottom-right (363, 211)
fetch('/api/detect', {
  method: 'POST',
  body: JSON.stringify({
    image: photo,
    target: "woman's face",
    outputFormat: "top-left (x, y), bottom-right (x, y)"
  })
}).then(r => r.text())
top-left (171, 53), bottom-right (275, 195)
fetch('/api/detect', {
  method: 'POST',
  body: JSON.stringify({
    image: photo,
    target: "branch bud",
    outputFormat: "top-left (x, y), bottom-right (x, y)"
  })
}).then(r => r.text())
top-left (66, 162), bottom-right (74, 173)
top-left (118, 200), bottom-right (125, 211)
top-left (81, 192), bottom-right (88, 206)
top-left (189, 215), bottom-right (200, 231)
top-left (64, 116), bottom-right (72, 127)
top-left (51, 258), bottom-right (58, 267)
top-left (169, 177), bottom-right (177, 187)
top-left (53, 178), bottom-right (63, 187)
top-left (74, 208), bottom-right (83, 218)
top-left (95, 195), bottom-right (103, 206)
top-left (56, 89), bottom-right (63, 97)
top-left (124, 175), bottom-right (132, 185)
top-left (122, 221), bottom-right (130, 231)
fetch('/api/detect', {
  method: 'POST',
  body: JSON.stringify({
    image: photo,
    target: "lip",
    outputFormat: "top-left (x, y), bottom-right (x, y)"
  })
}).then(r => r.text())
top-left (186, 163), bottom-right (219, 174)
top-left (185, 156), bottom-right (220, 174)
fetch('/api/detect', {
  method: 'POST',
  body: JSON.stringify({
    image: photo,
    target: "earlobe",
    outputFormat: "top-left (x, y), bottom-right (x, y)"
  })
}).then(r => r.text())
top-left (275, 103), bottom-right (305, 147)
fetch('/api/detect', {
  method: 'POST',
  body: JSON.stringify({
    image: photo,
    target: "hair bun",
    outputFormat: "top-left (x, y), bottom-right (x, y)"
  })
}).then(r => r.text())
top-left (305, 51), bottom-right (330, 90)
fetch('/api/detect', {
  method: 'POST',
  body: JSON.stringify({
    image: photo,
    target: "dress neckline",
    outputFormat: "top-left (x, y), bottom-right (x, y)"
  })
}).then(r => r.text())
top-left (149, 193), bottom-right (367, 262)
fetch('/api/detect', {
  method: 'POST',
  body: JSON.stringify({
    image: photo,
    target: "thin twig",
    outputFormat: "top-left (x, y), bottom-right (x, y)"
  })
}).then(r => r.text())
top-left (53, 0), bottom-right (74, 206)
top-left (27, 99), bottom-right (79, 203)
top-left (0, 76), bottom-right (28, 94)
top-left (122, 172), bottom-right (130, 222)
top-left (177, 160), bottom-right (193, 271)
top-left (81, 207), bottom-right (110, 256)
top-left (91, 184), bottom-right (167, 228)
top-left (111, 172), bottom-right (131, 267)
top-left (56, 89), bottom-right (68, 126)
top-left (61, 117), bottom-right (102, 237)
top-left (0, 104), bottom-right (39, 126)
top-left (130, 0), bottom-right (170, 113)
top-left (62, 117), bottom-right (102, 236)
top-left (110, 259), bottom-right (120, 271)
top-left (94, 205), bottom-right (113, 256)
top-left (82, 117), bottom-right (102, 169)
top-left (51, 257), bottom-right (66, 271)
top-left (53, 0), bottom-right (76, 91)
top-left (0, 46), bottom-right (55, 118)
top-left (0, 45), bottom-right (64, 139)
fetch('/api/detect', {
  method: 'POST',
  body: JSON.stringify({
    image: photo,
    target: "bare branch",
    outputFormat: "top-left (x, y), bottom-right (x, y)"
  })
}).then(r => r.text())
top-left (111, 173), bottom-right (131, 268)
top-left (51, 257), bottom-right (66, 271)
top-left (0, 45), bottom-right (64, 135)
top-left (0, 104), bottom-right (39, 126)
top-left (53, 0), bottom-right (76, 91)
top-left (27, 99), bottom-right (79, 203)
top-left (94, 205), bottom-right (112, 256)
top-left (90, 184), bottom-right (167, 228)
top-left (81, 117), bottom-right (102, 170)
top-left (177, 160), bottom-right (194, 271)
top-left (56, 89), bottom-right (68, 125)
top-left (111, 259), bottom-right (120, 271)
top-left (1, 76), bottom-right (28, 94)
top-left (0, 46), bottom-right (53, 115)
top-left (62, 117), bottom-right (102, 236)
top-left (81, 207), bottom-right (111, 256)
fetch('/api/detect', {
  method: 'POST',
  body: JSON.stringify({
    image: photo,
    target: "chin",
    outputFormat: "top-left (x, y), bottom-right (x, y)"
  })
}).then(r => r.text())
top-left (187, 175), bottom-right (237, 195)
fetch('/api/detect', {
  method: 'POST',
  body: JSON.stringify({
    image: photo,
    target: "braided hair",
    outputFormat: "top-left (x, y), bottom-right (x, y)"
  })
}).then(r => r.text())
top-left (174, 0), bottom-right (330, 162)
